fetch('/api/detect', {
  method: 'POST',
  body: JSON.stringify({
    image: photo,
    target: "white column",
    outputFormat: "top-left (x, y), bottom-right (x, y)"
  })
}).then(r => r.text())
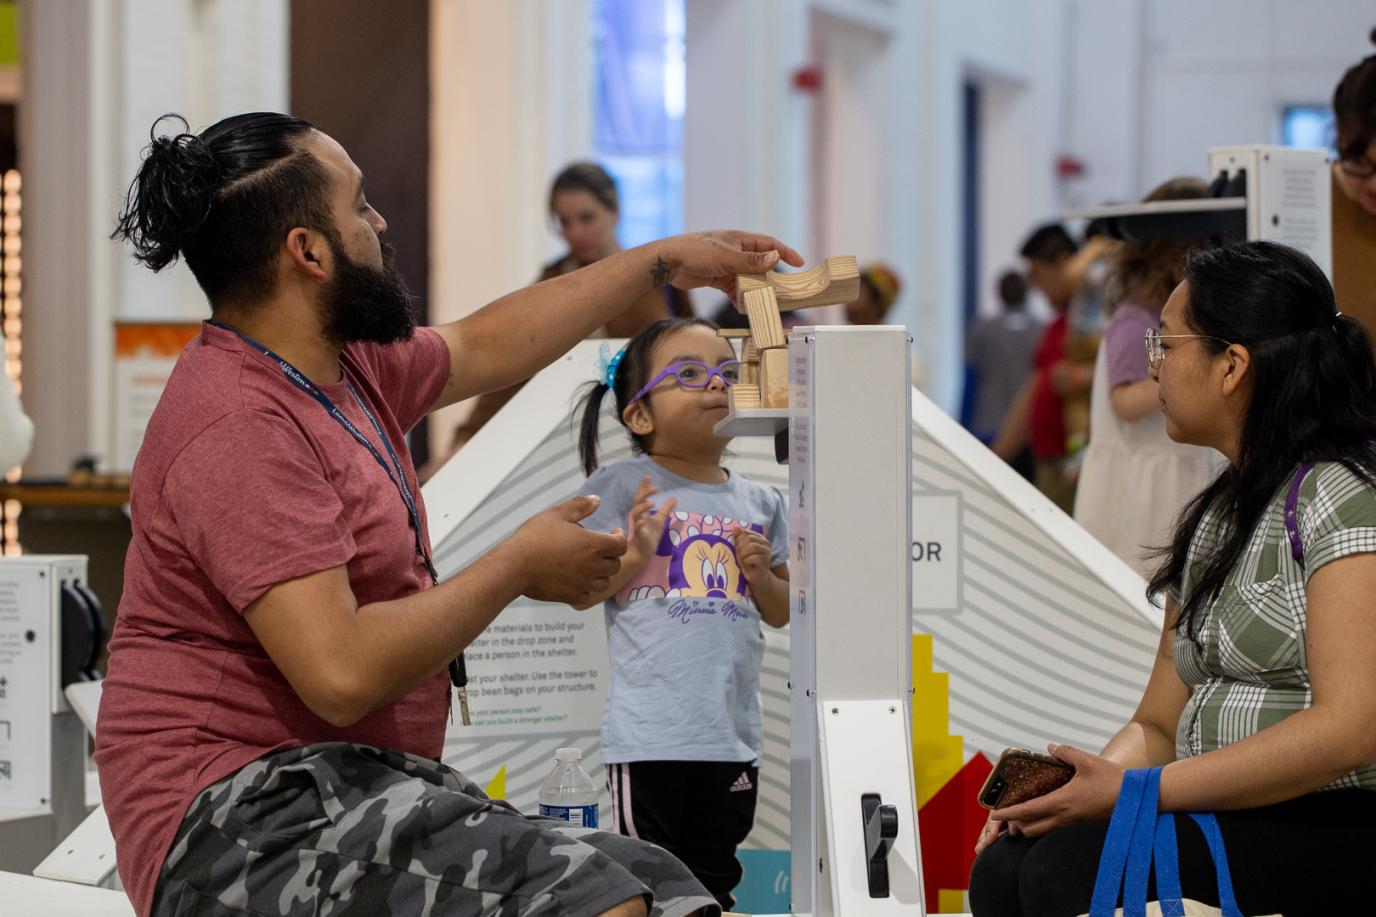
top-left (428, 0), bottom-right (595, 451)
top-left (683, 0), bottom-right (810, 269)
top-left (21, 0), bottom-right (288, 476)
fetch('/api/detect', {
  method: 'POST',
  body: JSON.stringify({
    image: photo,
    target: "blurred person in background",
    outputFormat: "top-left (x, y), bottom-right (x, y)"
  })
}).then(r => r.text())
top-left (423, 162), bottom-right (693, 477)
top-left (992, 223), bottom-right (1099, 513)
top-left (1073, 177), bottom-right (1223, 578)
top-left (966, 269), bottom-right (1042, 479)
top-left (1331, 29), bottom-right (1376, 337)
top-left (845, 262), bottom-right (902, 325)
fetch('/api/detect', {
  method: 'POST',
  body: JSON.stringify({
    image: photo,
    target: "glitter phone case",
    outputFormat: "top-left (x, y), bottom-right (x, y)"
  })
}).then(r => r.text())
top-left (977, 747), bottom-right (1075, 810)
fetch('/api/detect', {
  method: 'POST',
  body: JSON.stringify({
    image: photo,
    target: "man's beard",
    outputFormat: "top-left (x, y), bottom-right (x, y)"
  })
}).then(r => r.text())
top-left (319, 238), bottom-right (418, 346)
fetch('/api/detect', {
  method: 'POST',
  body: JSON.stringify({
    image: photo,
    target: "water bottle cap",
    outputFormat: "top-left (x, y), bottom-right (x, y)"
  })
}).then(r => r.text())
top-left (555, 747), bottom-right (583, 763)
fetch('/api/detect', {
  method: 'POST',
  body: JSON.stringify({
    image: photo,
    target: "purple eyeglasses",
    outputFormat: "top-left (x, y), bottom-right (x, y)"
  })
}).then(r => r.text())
top-left (627, 360), bottom-right (741, 406)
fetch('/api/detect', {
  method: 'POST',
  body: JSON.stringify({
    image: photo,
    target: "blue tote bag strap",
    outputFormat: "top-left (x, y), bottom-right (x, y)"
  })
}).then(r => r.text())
top-left (1152, 812), bottom-right (1186, 917)
top-left (1089, 768), bottom-right (1154, 917)
top-left (1121, 767), bottom-right (1164, 917)
top-left (1189, 813), bottom-right (1243, 917)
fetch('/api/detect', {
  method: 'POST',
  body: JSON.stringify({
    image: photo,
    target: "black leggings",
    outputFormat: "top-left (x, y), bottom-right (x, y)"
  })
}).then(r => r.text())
top-left (969, 789), bottom-right (1376, 917)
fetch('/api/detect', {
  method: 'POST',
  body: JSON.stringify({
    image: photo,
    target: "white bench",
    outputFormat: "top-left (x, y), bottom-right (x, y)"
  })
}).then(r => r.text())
top-left (0, 869), bottom-right (134, 915)
top-left (29, 682), bottom-right (120, 892)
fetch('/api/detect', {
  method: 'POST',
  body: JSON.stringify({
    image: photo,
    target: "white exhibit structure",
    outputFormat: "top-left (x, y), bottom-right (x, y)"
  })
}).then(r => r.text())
top-left (0, 328), bottom-right (1162, 915)
top-left (760, 326), bottom-right (922, 913)
top-left (425, 331), bottom-right (1158, 915)
top-left (1071, 145), bottom-right (1332, 279)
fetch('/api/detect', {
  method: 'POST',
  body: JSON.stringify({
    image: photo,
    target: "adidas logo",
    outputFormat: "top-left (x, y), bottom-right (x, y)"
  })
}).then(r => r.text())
top-left (729, 772), bottom-right (753, 793)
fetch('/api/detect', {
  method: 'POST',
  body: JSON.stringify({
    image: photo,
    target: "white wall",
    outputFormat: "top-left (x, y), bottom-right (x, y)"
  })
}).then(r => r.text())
top-left (428, 0), bottom-right (594, 449)
top-left (1064, 0), bottom-right (1374, 209)
top-left (680, 0), bottom-right (1062, 412)
top-left (911, 0), bottom-right (1064, 407)
top-left (682, 0), bottom-right (812, 295)
top-left (21, 0), bottom-right (288, 475)
top-left (23, 0), bottom-right (1373, 472)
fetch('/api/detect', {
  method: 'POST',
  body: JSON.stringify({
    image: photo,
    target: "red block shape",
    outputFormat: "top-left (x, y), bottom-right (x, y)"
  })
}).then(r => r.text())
top-left (917, 752), bottom-right (995, 913)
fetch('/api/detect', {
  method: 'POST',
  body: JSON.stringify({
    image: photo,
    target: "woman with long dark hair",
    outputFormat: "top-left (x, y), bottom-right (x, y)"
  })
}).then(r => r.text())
top-left (969, 241), bottom-right (1376, 917)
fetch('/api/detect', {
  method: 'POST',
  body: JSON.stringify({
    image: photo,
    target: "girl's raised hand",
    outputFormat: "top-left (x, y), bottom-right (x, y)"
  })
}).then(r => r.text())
top-left (627, 476), bottom-right (676, 558)
top-left (732, 526), bottom-right (772, 583)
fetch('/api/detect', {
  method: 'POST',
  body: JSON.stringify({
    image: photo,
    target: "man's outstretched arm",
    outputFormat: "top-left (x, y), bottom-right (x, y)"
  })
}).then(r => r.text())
top-left (428, 231), bottom-right (803, 411)
top-left (243, 496), bottom-right (626, 727)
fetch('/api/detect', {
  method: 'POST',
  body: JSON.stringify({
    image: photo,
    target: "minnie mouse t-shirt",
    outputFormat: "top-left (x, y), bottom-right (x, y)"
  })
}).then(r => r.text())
top-left (578, 454), bottom-right (788, 764)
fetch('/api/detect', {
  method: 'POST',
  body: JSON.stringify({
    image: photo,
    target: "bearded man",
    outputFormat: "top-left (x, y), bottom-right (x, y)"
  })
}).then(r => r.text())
top-left (98, 112), bottom-right (800, 917)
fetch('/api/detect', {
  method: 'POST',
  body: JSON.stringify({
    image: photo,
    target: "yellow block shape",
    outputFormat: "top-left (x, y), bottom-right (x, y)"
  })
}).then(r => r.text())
top-left (912, 634), bottom-right (966, 808)
top-left (938, 888), bottom-right (969, 913)
top-left (485, 765), bottom-right (507, 800)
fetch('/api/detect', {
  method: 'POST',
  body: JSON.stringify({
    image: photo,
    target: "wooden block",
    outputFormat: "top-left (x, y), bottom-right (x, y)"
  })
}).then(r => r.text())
top-left (741, 354), bottom-right (759, 386)
top-left (743, 286), bottom-right (786, 349)
top-left (760, 348), bottom-right (788, 408)
top-left (730, 383), bottom-right (761, 410)
top-left (742, 337), bottom-right (758, 363)
top-left (716, 327), bottom-right (752, 338)
top-left (736, 255), bottom-right (861, 313)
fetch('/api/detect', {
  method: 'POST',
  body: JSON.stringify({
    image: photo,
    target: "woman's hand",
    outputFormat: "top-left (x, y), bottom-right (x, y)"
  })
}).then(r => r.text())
top-left (974, 810), bottom-right (1008, 856)
top-left (991, 743), bottom-right (1126, 838)
top-left (659, 231), bottom-right (805, 298)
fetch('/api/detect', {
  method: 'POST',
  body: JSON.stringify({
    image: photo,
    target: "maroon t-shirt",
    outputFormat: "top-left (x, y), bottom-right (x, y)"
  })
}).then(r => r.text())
top-left (1029, 314), bottom-right (1069, 460)
top-left (94, 321), bottom-right (452, 916)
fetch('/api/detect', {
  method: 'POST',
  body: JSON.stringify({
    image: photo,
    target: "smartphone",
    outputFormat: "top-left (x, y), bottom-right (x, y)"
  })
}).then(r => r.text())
top-left (977, 747), bottom-right (1075, 810)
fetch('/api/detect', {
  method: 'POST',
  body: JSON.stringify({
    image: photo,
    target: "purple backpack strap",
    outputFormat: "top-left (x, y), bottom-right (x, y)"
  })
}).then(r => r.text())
top-left (1285, 461), bottom-right (1317, 562)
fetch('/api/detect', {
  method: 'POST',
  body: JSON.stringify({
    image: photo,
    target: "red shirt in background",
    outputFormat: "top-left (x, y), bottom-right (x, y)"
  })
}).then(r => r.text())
top-left (94, 322), bottom-right (451, 916)
top-left (1029, 314), bottom-right (1069, 460)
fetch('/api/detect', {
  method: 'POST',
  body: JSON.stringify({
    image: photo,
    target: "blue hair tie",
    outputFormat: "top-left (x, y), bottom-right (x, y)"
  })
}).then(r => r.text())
top-left (596, 342), bottom-right (627, 388)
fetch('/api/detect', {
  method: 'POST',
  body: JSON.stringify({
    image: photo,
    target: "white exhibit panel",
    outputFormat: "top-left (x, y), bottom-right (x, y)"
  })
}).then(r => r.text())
top-left (1070, 145), bottom-right (1334, 295)
top-left (0, 556), bottom-right (87, 816)
top-left (0, 559), bottom-right (56, 816)
top-left (0, 556), bottom-right (96, 876)
top-left (818, 701), bottom-right (922, 911)
top-left (780, 327), bottom-right (921, 915)
top-left (908, 396), bottom-right (1158, 756)
top-left (1208, 145), bottom-right (1332, 278)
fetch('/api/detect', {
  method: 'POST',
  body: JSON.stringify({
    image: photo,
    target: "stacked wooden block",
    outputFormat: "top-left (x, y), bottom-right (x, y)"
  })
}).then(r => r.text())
top-left (723, 255), bottom-right (860, 410)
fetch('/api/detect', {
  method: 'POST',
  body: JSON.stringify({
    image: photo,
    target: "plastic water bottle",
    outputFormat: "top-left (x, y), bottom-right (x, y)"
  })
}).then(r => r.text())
top-left (537, 747), bottom-right (600, 828)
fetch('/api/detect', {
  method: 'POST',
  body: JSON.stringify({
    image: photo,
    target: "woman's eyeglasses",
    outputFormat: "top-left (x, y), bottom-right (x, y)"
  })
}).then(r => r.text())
top-left (1144, 330), bottom-right (1231, 370)
top-left (628, 360), bottom-right (741, 406)
top-left (1339, 155), bottom-right (1376, 180)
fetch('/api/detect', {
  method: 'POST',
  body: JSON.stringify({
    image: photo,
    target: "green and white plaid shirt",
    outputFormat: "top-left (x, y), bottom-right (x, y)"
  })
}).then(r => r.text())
top-left (1174, 461), bottom-right (1376, 790)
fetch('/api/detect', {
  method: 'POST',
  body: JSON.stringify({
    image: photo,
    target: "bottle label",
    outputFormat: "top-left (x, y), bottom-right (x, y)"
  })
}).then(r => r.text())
top-left (539, 803), bottom-right (599, 829)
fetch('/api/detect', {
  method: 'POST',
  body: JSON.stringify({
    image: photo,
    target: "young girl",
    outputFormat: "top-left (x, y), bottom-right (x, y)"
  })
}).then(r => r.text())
top-left (574, 317), bottom-right (790, 912)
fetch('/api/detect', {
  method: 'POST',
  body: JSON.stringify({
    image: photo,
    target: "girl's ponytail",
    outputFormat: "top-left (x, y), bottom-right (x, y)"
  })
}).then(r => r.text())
top-left (577, 380), bottom-right (613, 475)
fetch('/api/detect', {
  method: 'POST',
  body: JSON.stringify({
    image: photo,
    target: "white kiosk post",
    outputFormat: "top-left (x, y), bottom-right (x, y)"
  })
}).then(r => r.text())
top-left (719, 325), bottom-right (924, 916)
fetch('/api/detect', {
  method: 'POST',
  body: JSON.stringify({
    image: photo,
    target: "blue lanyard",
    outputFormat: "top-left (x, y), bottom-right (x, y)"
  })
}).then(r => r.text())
top-left (209, 322), bottom-right (470, 707)
top-left (210, 321), bottom-right (438, 584)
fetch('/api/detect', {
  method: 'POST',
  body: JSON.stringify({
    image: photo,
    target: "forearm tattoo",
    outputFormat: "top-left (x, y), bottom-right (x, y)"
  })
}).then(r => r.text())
top-left (650, 255), bottom-right (671, 288)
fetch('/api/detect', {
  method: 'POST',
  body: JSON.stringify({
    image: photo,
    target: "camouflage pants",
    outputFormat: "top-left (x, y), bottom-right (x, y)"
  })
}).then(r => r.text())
top-left (151, 743), bottom-right (720, 917)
